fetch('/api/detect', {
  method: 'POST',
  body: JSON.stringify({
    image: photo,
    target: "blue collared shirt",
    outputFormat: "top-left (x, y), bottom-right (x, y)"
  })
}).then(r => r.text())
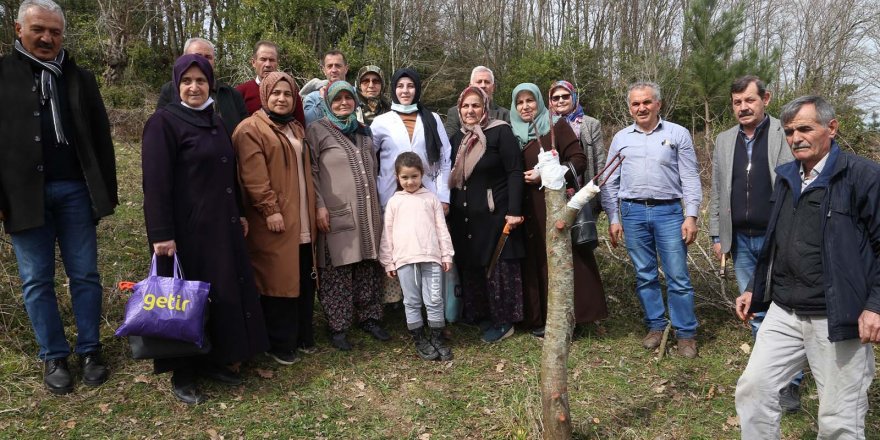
top-left (600, 119), bottom-right (702, 224)
top-left (738, 114), bottom-right (770, 161)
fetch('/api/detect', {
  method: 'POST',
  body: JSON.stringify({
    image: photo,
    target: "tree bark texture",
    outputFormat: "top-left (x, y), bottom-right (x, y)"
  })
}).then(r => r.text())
top-left (540, 186), bottom-right (579, 439)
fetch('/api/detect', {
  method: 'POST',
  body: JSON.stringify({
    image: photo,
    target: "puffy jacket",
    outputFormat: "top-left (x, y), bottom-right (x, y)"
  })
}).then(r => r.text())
top-left (748, 144), bottom-right (880, 341)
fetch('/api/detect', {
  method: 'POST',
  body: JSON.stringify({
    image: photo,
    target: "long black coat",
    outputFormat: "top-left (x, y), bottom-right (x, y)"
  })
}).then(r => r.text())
top-left (0, 51), bottom-right (117, 233)
top-left (448, 124), bottom-right (525, 268)
top-left (142, 104), bottom-right (268, 367)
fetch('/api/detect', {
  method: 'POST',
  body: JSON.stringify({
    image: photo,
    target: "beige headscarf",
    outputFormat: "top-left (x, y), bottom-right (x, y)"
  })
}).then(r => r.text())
top-left (449, 86), bottom-right (508, 189)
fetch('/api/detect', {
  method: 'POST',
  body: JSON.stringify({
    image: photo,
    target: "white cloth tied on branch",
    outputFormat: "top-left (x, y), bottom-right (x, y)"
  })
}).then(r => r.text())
top-left (533, 148), bottom-right (569, 191)
top-left (567, 181), bottom-right (600, 210)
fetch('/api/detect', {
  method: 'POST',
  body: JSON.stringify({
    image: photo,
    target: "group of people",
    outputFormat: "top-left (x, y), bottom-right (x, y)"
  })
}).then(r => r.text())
top-left (2, 1), bottom-right (879, 437)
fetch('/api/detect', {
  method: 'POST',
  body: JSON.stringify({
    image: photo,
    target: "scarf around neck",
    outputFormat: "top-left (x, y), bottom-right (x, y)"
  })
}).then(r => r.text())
top-left (15, 39), bottom-right (67, 145)
top-left (322, 80), bottom-right (363, 135)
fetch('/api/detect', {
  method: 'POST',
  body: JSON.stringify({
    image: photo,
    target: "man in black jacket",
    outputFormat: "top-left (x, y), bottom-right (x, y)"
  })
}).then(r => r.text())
top-left (734, 96), bottom-right (880, 438)
top-left (155, 37), bottom-right (248, 135)
top-left (0, 0), bottom-right (117, 395)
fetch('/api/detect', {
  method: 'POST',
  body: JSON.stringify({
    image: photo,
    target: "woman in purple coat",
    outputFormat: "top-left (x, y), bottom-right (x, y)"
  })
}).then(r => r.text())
top-left (141, 54), bottom-right (269, 404)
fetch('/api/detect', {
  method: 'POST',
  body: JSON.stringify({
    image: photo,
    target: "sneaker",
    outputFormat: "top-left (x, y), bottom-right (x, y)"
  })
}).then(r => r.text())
top-left (360, 319), bottom-right (391, 341)
top-left (530, 327), bottom-right (546, 338)
top-left (267, 350), bottom-right (300, 365)
top-left (331, 332), bottom-right (352, 351)
top-left (778, 382), bottom-right (801, 413)
top-left (80, 352), bottom-right (109, 387)
top-left (44, 358), bottom-right (73, 395)
top-left (642, 330), bottom-right (664, 349)
top-left (676, 338), bottom-right (698, 358)
top-left (481, 323), bottom-right (514, 343)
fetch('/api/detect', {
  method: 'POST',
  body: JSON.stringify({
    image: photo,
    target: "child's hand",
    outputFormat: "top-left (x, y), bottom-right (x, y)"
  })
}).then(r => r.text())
top-left (387, 270), bottom-right (397, 278)
top-left (442, 262), bottom-right (452, 272)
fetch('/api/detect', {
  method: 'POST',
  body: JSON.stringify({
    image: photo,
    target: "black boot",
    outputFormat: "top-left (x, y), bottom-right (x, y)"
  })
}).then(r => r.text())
top-left (171, 368), bottom-right (204, 405)
top-left (429, 327), bottom-right (454, 361)
top-left (409, 327), bottom-right (438, 360)
top-left (44, 358), bottom-right (73, 395)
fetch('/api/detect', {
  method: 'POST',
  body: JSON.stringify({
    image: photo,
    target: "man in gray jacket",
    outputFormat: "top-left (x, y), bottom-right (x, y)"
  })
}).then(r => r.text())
top-left (707, 75), bottom-right (798, 409)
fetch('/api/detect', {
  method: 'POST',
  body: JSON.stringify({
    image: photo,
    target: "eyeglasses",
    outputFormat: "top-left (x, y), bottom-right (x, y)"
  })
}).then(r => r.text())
top-left (360, 78), bottom-right (382, 85)
top-left (550, 93), bottom-right (572, 102)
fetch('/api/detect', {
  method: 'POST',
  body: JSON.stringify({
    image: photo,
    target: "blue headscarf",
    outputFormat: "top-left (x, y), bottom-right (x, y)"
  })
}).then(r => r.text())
top-left (510, 83), bottom-right (551, 148)
top-left (550, 80), bottom-right (584, 124)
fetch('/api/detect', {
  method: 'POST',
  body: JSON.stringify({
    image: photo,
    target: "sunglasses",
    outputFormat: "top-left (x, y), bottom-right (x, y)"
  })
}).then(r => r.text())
top-left (550, 93), bottom-right (572, 102)
top-left (360, 78), bottom-right (382, 85)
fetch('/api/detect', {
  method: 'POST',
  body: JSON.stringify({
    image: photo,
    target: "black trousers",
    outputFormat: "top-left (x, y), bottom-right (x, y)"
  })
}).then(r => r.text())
top-left (261, 244), bottom-right (316, 352)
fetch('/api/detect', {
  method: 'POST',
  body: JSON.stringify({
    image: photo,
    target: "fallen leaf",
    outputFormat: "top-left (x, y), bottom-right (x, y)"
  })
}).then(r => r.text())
top-left (98, 403), bottom-right (111, 414)
top-left (219, 402), bottom-right (228, 410)
top-left (726, 415), bottom-right (739, 427)
top-left (706, 385), bottom-right (716, 399)
top-left (416, 398), bottom-right (424, 406)
top-left (206, 428), bottom-right (222, 440)
top-left (134, 375), bottom-right (150, 384)
top-left (495, 361), bottom-right (505, 373)
top-left (254, 368), bottom-right (274, 379)
top-left (418, 434), bottom-right (432, 440)
top-left (354, 380), bottom-right (365, 391)
top-left (739, 343), bottom-right (751, 354)
top-left (653, 385), bottom-right (666, 394)
top-left (592, 417), bottom-right (600, 424)
top-left (65, 420), bottom-right (76, 429)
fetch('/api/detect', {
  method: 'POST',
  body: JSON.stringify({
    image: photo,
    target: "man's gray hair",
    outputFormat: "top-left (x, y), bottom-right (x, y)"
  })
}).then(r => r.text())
top-left (183, 38), bottom-right (216, 55)
top-left (627, 81), bottom-right (662, 103)
top-left (470, 66), bottom-right (495, 84)
top-left (17, 0), bottom-right (65, 31)
top-left (780, 95), bottom-right (836, 126)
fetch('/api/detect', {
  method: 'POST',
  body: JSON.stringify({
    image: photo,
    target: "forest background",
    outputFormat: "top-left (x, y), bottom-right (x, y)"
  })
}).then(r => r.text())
top-left (1, 0), bottom-right (879, 151)
top-left (1, 0), bottom-right (880, 438)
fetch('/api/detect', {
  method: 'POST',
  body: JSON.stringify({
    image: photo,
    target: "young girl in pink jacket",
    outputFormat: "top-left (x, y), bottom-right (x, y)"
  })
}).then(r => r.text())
top-left (379, 152), bottom-right (455, 360)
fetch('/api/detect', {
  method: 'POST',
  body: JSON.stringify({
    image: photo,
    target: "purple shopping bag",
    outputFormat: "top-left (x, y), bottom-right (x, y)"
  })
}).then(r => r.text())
top-left (115, 255), bottom-right (210, 347)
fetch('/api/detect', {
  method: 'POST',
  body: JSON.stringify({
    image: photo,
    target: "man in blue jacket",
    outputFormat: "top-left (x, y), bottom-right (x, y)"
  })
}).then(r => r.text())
top-left (734, 95), bottom-right (880, 439)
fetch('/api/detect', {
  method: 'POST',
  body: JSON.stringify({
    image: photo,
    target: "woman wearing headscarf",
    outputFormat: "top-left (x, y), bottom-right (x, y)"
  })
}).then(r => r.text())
top-left (447, 86), bottom-right (526, 343)
top-left (370, 68), bottom-right (453, 306)
top-left (371, 68), bottom-right (452, 209)
top-left (142, 54), bottom-right (269, 404)
top-left (354, 65), bottom-right (390, 126)
top-left (306, 80), bottom-right (389, 351)
top-left (548, 80), bottom-right (606, 214)
top-left (511, 83), bottom-right (608, 338)
top-left (232, 72), bottom-right (318, 365)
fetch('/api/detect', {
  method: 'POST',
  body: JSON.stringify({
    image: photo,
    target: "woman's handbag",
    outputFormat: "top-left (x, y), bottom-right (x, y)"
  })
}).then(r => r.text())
top-left (566, 162), bottom-right (599, 250)
top-left (115, 255), bottom-right (211, 348)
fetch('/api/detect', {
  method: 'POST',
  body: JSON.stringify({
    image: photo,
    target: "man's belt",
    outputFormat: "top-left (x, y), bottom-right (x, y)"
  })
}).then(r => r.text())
top-left (622, 198), bottom-right (680, 206)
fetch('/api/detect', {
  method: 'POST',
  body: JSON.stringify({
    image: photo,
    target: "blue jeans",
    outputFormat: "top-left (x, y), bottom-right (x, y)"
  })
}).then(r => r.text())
top-left (620, 200), bottom-right (698, 339)
top-left (10, 180), bottom-right (103, 360)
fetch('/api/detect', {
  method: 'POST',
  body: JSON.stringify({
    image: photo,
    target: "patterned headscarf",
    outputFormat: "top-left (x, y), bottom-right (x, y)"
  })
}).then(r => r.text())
top-left (322, 80), bottom-right (362, 135)
top-left (550, 80), bottom-right (584, 124)
top-left (449, 87), bottom-right (508, 189)
top-left (510, 83), bottom-right (550, 148)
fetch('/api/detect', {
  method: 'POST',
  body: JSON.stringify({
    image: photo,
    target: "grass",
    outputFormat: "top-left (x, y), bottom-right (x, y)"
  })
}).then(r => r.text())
top-left (0, 142), bottom-right (878, 439)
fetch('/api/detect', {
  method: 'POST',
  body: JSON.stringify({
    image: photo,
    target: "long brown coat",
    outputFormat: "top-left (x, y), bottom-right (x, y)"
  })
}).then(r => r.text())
top-left (521, 119), bottom-right (608, 327)
top-left (306, 119), bottom-right (382, 268)
top-left (232, 111), bottom-right (318, 297)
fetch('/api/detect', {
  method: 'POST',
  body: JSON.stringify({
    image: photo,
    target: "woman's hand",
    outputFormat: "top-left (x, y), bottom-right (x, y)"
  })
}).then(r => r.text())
top-left (317, 207), bottom-right (330, 233)
top-left (442, 202), bottom-right (449, 216)
top-left (524, 169), bottom-right (542, 185)
top-left (442, 262), bottom-right (452, 272)
top-left (240, 217), bottom-right (249, 237)
top-left (153, 240), bottom-right (177, 256)
top-left (387, 270), bottom-right (397, 278)
top-left (266, 213), bottom-right (285, 233)
top-left (505, 215), bottom-right (524, 230)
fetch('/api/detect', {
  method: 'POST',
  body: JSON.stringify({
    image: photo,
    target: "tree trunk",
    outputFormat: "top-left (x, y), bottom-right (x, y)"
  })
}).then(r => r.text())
top-left (540, 186), bottom-right (580, 439)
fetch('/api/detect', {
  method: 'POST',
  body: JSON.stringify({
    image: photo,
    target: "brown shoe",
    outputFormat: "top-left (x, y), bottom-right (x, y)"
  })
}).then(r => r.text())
top-left (677, 338), bottom-right (698, 358)
top-left (642, 330), bottom-right (663, 349)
